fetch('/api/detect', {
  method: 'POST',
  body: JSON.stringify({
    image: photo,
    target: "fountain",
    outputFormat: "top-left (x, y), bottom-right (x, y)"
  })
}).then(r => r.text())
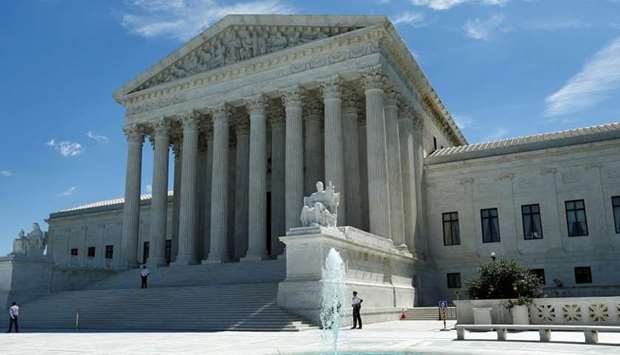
top-left (320, 248), bottom-right (346, 355)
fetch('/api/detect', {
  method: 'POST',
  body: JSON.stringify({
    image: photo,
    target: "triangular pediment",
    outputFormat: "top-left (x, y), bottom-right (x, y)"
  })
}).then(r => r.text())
top-left (115, 15), bottom-right (388, 99)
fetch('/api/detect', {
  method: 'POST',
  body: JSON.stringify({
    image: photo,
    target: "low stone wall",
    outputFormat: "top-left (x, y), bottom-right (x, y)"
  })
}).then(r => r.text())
top-left (277, 226), bottom-right (415, 326)
top-left (0, 255), bottom-right (115, 309)
top-left (456, 296), bottom-right (620, 326)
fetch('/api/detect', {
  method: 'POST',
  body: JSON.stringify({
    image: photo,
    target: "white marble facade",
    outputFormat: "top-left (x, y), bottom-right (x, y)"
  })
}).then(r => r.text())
top-left (43, 15), bottom-right (620, 306)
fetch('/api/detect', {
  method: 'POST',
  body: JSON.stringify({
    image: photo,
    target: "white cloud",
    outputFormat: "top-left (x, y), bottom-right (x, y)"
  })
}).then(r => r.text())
top-left (47, 139), bottom-right (84, 157)
top-left (483, 127), bottom-right (509, 142)
top-left (453, 114), bottom-right (474, 129)
top-left (121, 0), bottom-right (295, 41)
top-left (0, 170), bottom-right (12, 177)
top-left (86, 131), bottom-right (109, 144)
top-left (410, 0), bottom-right (507, 10)
top-left (392, 11), bottom-right (425, 27)
top-left (57, 186), bottom-right (77, 197)
top-left (464, 14), bottom-right (506, 40)
top-left (545, 35), bottom-right (620, 117)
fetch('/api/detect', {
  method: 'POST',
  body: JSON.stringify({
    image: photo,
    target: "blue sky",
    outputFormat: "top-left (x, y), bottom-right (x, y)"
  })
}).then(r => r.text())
top-left (1, 0), bottom-right (619, 255)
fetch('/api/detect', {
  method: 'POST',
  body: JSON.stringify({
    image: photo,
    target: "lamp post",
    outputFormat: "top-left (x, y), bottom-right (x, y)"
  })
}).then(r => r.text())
top-left (490, 251), bottom-right (497, 262)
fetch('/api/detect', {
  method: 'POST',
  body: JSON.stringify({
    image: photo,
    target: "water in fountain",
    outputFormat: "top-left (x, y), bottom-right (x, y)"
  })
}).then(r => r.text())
top-left (320, 248), bottom-right (347, 355)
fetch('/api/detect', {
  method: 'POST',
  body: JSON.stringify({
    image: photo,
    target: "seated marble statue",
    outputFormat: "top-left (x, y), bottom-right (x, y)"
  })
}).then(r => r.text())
top-left (300, 181), bottom-right (340, 227)
top-left (10, 223), bottom-right (47, 257)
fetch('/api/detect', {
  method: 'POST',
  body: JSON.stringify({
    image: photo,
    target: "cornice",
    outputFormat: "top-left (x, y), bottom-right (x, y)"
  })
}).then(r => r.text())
top-left (121, 26), bottom-right (385, 117)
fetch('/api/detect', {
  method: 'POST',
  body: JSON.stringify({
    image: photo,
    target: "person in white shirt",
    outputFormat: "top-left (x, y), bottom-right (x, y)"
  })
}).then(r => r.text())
top-left (351, 291), bottom-right (363, 329)
top-left (140, 265), bottom-right (150, 289)
top-left (7, 302), bottom-right (19, 333)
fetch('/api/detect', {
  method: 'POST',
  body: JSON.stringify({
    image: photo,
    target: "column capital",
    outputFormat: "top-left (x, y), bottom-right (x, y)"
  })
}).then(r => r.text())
top-left (384, 88), bottom-right (401, 108)
top-left (211, 105), bottom-right (231, 128)
top-left (245, 95), bottom-right (266, 116)
top-left (152, 119), bottom-right (171, 138)
top-left (123, 124), bottom-right (145, 143)
top-left (320, 76), bottom-right (342, 100)
top-left (235, 116), bottom-right (250, 136)
top-left (180, 111), bottom-right (201, 130)
top-left (280, 86), bottom-right (304, 108)
top-left (210, 104), bottom-right (232, 120)
top-left (269, 106), bottom-right (285, 128)
top-left (305, 97), bottom-right (323, 123)
top-left (342, 94), bottom-right (360, 116)
top-left (361, 66), bottom-right (386, 92)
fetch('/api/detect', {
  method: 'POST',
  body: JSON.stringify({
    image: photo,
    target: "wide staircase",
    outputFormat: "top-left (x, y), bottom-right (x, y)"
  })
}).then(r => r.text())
top-left (8, 259), bottom-right (316, 332)
top-left (403, 306), bottom-right (457, 321)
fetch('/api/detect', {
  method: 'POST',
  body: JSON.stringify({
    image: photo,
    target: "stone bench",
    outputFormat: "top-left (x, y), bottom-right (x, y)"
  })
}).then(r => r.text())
top-left (456, 324), bottom-right (620, 344)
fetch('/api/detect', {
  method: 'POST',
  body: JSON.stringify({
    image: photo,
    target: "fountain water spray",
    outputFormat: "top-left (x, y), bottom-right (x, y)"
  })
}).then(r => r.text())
top-left (320, 248), bottom-right (346, 355)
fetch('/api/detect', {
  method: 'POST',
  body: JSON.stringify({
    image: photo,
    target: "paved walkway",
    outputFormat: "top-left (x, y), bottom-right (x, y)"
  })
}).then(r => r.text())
top-left (1, 321), bottom-right (620, 354)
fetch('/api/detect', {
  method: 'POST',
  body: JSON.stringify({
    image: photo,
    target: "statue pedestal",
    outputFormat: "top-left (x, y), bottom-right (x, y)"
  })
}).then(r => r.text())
top-left (277, 226), bottom-right (416, 326)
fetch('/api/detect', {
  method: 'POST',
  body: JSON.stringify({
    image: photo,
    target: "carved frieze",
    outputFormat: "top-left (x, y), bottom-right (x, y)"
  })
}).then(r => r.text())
top-left (134, 26), bottom-right (361, 92)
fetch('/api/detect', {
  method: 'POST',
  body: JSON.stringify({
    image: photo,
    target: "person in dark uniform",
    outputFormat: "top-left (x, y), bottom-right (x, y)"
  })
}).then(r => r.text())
top-left (351, 291), bottom-right (363, 329)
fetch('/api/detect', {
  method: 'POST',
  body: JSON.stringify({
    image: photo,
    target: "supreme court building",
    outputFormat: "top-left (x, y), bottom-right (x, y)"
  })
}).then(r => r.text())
top-left (40, 15), bottom-right (620, 306)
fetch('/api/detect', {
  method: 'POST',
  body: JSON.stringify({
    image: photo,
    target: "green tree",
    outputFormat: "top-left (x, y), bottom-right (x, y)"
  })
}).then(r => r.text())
top-left (466, 258), bottom-right (542, 304)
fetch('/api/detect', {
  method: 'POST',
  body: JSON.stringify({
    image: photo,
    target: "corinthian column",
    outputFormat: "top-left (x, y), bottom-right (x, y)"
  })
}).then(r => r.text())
top-left (304, 98), bottom-right (323, 195)
top-left (243, 96), bottom-right (268, 261)
top-left (205, 106), bottom-right (231, 263)
top-left (121, 124), bottom-right (144, 269)
top-left (147, 120), bottom-right (170, 267)
top-left (171, 140), bottom-right (182, 262)
top-left (282, 86), bottom-right (304, 232)
top-left (270, 107), bottom-right (286, 256)
top-left (385, 89), bottom-right (405, 244)
top-left (174, 112), bottom-right (200, 265)
top-left (321, 76), bottom-right (346, 225)
top-left (342, 94), bottom-right (362, 229)
top-left (362, 68), bottom-right (391, 238)
top-left (234, 118), bottom-right (250, 259)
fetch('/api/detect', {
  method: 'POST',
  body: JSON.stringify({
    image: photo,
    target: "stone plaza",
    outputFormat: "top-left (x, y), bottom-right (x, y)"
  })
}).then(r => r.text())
top-left (3, 321), bottom-right (620, 354)
top-left (1, 14), bottom-right (620, 335)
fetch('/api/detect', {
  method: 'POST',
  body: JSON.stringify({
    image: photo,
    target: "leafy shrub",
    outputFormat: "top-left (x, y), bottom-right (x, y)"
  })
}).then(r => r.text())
top-left (466, 258), bottom-right (542, 304)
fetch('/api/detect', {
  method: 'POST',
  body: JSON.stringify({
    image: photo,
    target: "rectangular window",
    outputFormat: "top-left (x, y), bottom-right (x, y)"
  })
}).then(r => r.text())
top-left (87, 247), bottom-right (96, 258)
top-left (613, 196), bottom-right (620, 234)
top-left (442, 212), bottom-right (461, 246)
top-left (565, 200), bottom-right (588, 237)
top-left (522, 204), bottom-right (543, 240)
top-left (530, 268), bottom-right (546, 285)
top-left (105, 245), bottom-right (114, 259)
top-left (433, 136), bottom-right (437, 152)
top-left (447, 273), bottom-right (462, 288)
top-left (481, 208), bottom-right (500, 243)
top-left (574, 266), bottom-right (592, 284)
top-left (70, 248), bottom-right (78, 256)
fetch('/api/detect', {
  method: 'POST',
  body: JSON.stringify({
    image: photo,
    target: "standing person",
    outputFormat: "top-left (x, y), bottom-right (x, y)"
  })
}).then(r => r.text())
top-left (351, 291), bottom-right (363, 329)
top-left (140, 265), bottom-right (150, 289)
top-left (7, 302), bottom-right (19, 333)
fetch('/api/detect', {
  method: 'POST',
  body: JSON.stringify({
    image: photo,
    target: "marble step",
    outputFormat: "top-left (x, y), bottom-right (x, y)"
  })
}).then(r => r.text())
top-left (13, 283), bottom-right (314, 331)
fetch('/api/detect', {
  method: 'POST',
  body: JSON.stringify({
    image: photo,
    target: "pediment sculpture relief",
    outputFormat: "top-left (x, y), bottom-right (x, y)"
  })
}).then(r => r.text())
top-left (134, 26), bottom-right (360, 92)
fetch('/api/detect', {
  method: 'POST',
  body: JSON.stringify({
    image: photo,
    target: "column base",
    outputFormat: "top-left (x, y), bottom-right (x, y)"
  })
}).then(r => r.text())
top-left (146, 257), bottom-right (167, 268)
top-left (201, 258), bottom-right (225, 264)
top-left (241, 254), bottom-right (269, 262)
top-left (171, 255), bottom-right (196, 266)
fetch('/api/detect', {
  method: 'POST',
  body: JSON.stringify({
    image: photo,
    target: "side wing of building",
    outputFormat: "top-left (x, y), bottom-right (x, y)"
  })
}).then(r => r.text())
top-left (423, 123), bottom-right (620, 303)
